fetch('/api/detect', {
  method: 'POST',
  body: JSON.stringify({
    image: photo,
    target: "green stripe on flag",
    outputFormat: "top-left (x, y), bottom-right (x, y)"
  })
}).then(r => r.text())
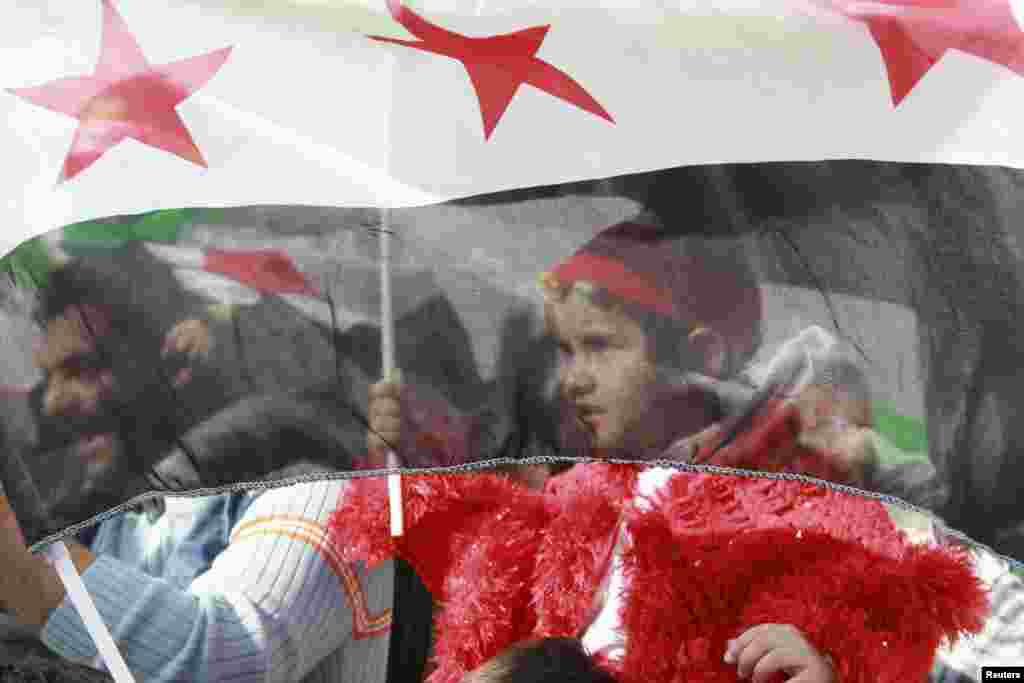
top-left (197, 207), bottom-right (231, 225)
top-left (861, 401), bottom-right (932, 467)
top-left (1, 237), bottom-right (55, 291)
top-left (873, 401), bottom-right (929, 455)
top-left (872, 433), bottom-right (930, 467)
top-left (62, 208), bottom-right (196, 253)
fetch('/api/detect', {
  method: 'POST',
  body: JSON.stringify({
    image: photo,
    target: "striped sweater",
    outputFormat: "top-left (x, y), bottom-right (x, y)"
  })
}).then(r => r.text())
top-left (40, 480), bottom-right (393, 682)
top-left (931, 548), bottom-right (1024, 681)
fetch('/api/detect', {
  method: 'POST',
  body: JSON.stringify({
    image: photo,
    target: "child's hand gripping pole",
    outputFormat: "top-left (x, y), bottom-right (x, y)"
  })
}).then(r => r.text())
top-left (380, 210), bottom-right (403, 537)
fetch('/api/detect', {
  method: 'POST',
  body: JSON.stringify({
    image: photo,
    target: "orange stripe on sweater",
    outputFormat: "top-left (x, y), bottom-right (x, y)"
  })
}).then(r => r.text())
top-left (232, 527), bottom-right (392, 638)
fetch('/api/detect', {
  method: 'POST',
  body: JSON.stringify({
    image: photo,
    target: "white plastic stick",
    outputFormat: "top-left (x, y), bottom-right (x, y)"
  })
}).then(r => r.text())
top-left (44, 541), bottom-right (136, 683)
top-left (380, 208), bottom-right (404, 537)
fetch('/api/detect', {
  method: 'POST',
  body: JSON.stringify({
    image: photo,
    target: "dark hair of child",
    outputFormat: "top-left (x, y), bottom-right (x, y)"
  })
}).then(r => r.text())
top-left (462, 638), bottom-right (618, 683)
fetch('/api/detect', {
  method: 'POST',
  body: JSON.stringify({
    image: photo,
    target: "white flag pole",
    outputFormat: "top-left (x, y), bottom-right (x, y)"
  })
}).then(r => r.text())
top-left (43, 542), bottom-right (137, 683)
top-left (380, 208), bottom-right (404, 537)
top-left (3, 457), bottom-right (134, 681)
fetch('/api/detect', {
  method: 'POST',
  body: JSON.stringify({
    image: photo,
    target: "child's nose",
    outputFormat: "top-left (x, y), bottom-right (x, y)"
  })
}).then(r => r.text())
top-left (561, 361), bottom-right (595, 396)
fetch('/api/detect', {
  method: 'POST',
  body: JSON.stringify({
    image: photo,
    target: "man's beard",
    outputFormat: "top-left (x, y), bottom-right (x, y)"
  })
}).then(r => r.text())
top-left (19, 381), bottom-right (182, 534)
top-left (38, 416), bottom-right (159, 532)
top-left (45, 390), bottom-right (162, 484)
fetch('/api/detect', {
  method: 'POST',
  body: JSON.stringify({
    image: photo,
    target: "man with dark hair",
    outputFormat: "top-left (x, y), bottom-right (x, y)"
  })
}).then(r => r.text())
top-left (26, 245), bottom-right (223, 516)
top-left (0, 244), bottom-right (394, 682)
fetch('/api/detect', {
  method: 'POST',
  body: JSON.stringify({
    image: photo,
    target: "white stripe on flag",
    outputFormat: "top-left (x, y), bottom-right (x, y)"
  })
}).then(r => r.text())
top-left (146, 243), bottom-right (205, 269)
top-left (6, 1), bottom-right (1024, 248)
top-left (172, 268), bottom-right (263, 307)
top-left (145, 243), bottom-right (383, 328)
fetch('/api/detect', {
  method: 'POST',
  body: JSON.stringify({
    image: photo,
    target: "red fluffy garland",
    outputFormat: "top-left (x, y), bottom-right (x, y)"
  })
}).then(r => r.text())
top-left (331, 464), bottom-right (988, 683)
top-left (615, 473), bottom-right (988, 683)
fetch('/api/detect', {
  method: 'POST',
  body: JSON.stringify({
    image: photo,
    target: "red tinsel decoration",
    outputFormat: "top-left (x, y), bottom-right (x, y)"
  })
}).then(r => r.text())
top-left (330, 463), bottom-right (988, 683)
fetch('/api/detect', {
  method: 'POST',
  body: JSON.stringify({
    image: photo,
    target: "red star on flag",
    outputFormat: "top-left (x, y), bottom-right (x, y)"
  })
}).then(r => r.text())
top-left (8, 0), bottom-right (231, 182)
top-left (835, 0), bottom-right (1024, 105)
top-left (369, 0), bottom-right (614, 139)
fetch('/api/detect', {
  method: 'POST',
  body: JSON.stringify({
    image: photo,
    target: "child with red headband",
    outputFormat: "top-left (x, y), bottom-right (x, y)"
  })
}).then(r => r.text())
top-left (538, 219), bottom-right (878, 479)
top-left (341, 220), bottom-right (987, 683)
top-left (368, 218), bottom-right (875, 482)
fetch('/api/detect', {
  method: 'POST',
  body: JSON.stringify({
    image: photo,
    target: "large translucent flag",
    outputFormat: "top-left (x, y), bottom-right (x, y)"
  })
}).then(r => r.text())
top-left (3, 1), bottom-right (1024, 682)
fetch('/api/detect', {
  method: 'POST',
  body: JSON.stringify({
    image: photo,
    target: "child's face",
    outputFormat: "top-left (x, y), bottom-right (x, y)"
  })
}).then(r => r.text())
top-left (546, 293), bottom-right (668, 458)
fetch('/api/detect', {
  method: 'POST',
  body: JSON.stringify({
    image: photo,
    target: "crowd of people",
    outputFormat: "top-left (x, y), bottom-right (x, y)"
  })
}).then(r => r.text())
top-left (2, 192), bottom-right (1023, 681)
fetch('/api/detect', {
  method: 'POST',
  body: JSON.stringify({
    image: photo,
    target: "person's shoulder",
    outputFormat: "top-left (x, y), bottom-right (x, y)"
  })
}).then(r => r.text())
top-left (238, 478), bottom-right (351, 520)
top-left (247, 478), bottom-right (350, 499)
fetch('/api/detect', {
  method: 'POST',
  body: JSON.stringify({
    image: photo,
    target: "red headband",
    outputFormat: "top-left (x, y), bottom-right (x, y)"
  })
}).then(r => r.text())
top-left (546, 251), bottom-right (681, 320)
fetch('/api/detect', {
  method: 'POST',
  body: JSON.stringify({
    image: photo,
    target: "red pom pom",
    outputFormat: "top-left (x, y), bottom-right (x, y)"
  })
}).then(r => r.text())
top-left (618, 472), bottom-right (990, 683)
top-left (332, 465), bottom-right (990, 683)
top-left (329, 474), bottom-right (396, 568)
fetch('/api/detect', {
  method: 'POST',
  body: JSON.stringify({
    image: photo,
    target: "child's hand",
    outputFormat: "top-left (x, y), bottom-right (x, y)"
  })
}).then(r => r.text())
top-left (367, 380), bottom-right (403, 468)
top-left (162, 318), bottom-right (213, 388)
top-left (812, 424), bottom-right (877, 487)
top-left (724, 624), bottom-right (834, 683)
top-left (690, 395), bottom-right (877, 487)
top-left (792, 384), bottom-right (877, 486)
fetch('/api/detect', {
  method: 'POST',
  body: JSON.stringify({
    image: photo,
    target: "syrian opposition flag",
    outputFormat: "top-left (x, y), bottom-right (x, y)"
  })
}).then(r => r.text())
top-left (14, 210), bottom-right (340, 324)
top-left (142, 243), bottom-right (336, 316)
top-left (5, 0), bottom-right (1024, 254)
top-left (4, 4), bottom-right (1024, 679)
top-left (1, 0), bottom-right (1009, 513)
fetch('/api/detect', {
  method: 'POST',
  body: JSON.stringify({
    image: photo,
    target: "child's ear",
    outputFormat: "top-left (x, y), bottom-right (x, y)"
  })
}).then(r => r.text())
top-left (685, 326), bottom-right (728, 378)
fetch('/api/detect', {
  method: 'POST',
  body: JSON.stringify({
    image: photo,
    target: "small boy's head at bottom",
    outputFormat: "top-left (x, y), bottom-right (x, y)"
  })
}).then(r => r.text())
top-left (462, 638), bottom-right (618, 683)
